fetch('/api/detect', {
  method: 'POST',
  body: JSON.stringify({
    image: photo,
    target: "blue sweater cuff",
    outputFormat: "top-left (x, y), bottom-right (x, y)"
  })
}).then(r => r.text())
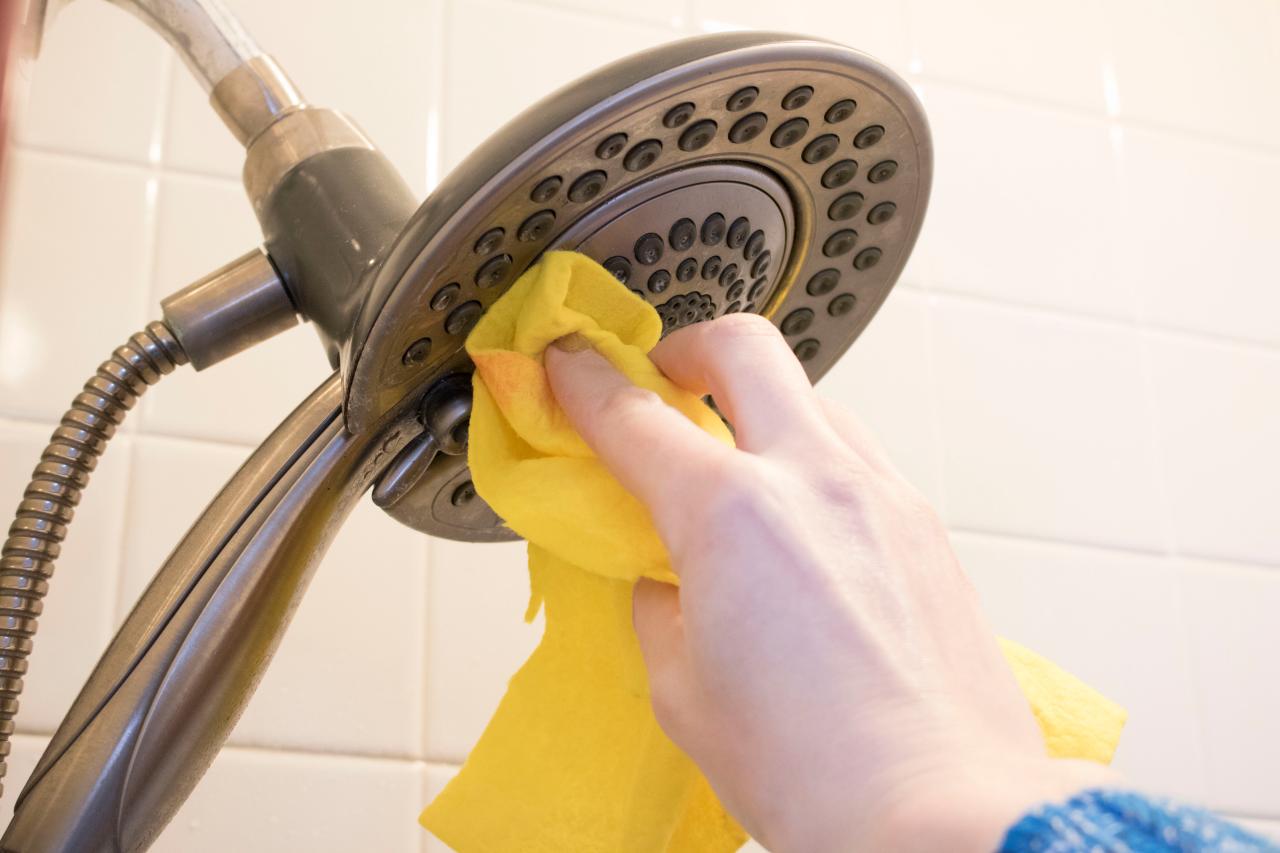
top-left (999, 788), bottom-right (1279, 852)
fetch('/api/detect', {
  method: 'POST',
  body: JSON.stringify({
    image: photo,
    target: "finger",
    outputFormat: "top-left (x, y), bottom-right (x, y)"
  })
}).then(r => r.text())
top-left (545, 334), bottom-right (734, 516)
top-left (649, 314), bottom-right (835, 456)
top-left (632, 578), bottom-right (697, 738)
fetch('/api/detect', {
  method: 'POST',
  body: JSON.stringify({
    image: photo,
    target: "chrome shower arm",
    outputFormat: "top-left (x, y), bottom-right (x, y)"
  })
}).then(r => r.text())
top-left (1, 375), bottom-right (422, 851)
top-left (27, 0), bottom-right (306, 145)
top-left (106, 0), bottom-right (259, 92)
top-left (107, 0), bottom-right (307, 147)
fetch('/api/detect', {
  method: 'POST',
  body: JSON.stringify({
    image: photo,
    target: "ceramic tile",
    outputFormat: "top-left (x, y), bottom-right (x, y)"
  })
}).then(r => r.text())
top-left (1181, 560), bottom-right (1280, 816)
top-left (1148, 334), bottom-right (1280, 567)
top-left (917, 85), bottom-right (1132, 321)
top-left (931, 298), bottom-right (1163, 551)
top-left (153, 748), bottom-right (423, 852)
top-left (121, 436), bottom-right (431, 758)
top-left (161, 74), bottom-right (242, 179)
top-left (1, 733), bottom-right (51, 805)
top-left (17, 1), bottom-right (169, 163)
top-left (148, 174), bottom-right (260, 298)
top-left (117, 436), bottom-right (249, 612)
top-left (691, 0), bottom-right (910, 72)
top-left (0, 422), bottom-right (129, 734)
top-left (164, 0), bottom-right (436, 195)
top-left (230, 498), bottom-right (429, 758)
top-left (423, 539), bottom-right (542, 763)
top-left (442, 0), bottom-right (678, 172)
top-left (140, 174), bottom-right (329, 446)
top-left (1, 741), bottom-right (421, 849)
top-left (0, 151), bottom-right (153, 422)
top-left (953, 533), bottom-right (1207, 802)
top-left (422, 763), bottom-right (460, 853)
top-left (419, 759), bottom-right (767, 851)
top-left (528, 0), bottom-right (686, 28)
top-left (906, 0), bottom-right (1113, 112)
top-left (1110, 0), bottom-right (1280, 149)
top-left (1120, 128), bottom-right (1280, 348)
top-left (816, 289), bottom-right (943, 509)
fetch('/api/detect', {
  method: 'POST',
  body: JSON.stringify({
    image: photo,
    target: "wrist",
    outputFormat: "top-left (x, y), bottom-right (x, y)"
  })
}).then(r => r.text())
top-left (864, 755), bottom-right (1123, 853)
top-left (759, 750), bottom-right (1120, 853)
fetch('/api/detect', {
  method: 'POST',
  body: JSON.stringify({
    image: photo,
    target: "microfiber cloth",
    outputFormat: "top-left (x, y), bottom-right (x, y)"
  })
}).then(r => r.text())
top-left (419, 251), bottom-right (1126, 852)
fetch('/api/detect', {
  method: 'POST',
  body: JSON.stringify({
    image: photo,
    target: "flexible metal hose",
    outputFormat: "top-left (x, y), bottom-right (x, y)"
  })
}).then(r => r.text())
top-left (0, 321), bottom-right (187, 796)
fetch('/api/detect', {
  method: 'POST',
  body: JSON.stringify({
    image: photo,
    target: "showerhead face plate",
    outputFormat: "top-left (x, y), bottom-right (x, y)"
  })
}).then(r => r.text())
top-left (353, 31), bottom-right (932, 542)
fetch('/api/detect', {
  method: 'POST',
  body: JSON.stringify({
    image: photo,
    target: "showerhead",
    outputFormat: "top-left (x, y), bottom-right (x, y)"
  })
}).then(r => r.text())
top-left (0, 20), bottom-right (932, 845)
top-left (351, 32), bottom-right (932, 541)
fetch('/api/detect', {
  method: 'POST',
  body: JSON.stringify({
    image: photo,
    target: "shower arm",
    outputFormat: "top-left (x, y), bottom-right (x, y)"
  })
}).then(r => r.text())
top-left (5, 1), bottom-right (443, 848)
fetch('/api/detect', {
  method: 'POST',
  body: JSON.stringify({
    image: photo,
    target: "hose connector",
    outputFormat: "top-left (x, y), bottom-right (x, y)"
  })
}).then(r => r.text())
top-left (161, 249), bottom-right (299, 371)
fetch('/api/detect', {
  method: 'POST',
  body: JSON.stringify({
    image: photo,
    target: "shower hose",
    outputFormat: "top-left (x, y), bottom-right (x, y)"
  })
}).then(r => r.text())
top-left (0, 321), bottom-right (188, 796)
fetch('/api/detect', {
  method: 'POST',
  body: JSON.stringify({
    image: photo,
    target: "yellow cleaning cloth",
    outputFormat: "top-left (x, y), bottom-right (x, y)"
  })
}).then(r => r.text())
top-left (420, 251), bottom-right (1126, 852)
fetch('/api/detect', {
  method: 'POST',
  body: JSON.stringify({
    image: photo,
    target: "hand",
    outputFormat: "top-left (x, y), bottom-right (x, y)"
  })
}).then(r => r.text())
top-left (544, 314), bottom-right (1118, 852)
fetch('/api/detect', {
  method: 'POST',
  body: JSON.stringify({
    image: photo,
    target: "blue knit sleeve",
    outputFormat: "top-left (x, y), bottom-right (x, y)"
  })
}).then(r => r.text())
top-left (999, 789), bottom-right (1279, 852)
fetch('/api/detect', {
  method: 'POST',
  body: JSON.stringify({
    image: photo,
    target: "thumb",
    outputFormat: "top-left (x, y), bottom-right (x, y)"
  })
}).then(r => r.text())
top-left (633, 578), bottom-right (697, 736)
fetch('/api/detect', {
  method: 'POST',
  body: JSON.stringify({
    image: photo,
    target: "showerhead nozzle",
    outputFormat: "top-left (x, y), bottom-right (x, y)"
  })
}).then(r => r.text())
top-left (356, 31), bottom-right (932, 542)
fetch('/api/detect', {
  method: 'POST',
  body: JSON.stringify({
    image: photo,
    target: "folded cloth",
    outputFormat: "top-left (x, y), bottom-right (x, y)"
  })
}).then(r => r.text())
top-left (419, 251), bottom-right (1127, 852)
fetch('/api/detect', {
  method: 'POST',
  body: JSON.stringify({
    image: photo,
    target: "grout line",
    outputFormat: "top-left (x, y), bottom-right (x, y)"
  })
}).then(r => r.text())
top-left (507, 0), bottom-right (687, 30)
top-left (947, 525), bottom-right (1168, 562)
top-left (438, 0), bottom-right (455, 193)
top-left (11, 141), bottom-right (241, 185)
top-left (912, 73), bottom-right (1280, 160)
top-left (419, 534), bottom-right (436, 762)
top-left (0, 721), bottom-right (466, 774)
top-left (926, 288), bottom-right (1280, 358)
top-left (916, 292), bottom-right (949, 523)
top-left (147, 44), bottom-right (177, 167)
top-left (901, 0), bottom-right (922, 74)
top-left (216, 740), bottom-right (437, 768)
top-left (1134, 328), bottom-right (1178, 557)
top-left (417, 0), bottom-right (451, 774)
top-left (107, 433), bottom-right (140, 627)
top-left (948, 526), bottom-right (1280, 574)
top-left (109, 152), bottom-right (170, 622)
top-left (1172, 562), bottom-right (1217, 811)
top-left (422, 0), bottom-right (446, 194)
top-left (0, 411), bottom-right (261, 453)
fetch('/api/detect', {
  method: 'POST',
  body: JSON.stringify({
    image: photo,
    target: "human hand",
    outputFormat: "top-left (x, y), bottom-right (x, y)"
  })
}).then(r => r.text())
top-left (544, 314), bottom-right (1118, 852)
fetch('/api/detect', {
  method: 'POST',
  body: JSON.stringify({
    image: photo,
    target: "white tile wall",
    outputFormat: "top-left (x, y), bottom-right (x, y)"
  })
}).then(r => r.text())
top-left (693, 0), bottom-right (911, 71)
top-left (816, 288), bottom-right (944, 509)
top-left (1181, 559), bottom-right (1280, 817)
top-left (931, 297), bottom-right (1165, 551)
top-left (906, 0), bottom-right (1116, 111)
top-left (1147, 333), bottom-right (1280, 567)
top-left (1120, 128), bottom-right (1280, 348)
top-left (954, 533), bottom-right (1208, 803)
top-left (1108, 0), bottom-right (1280, 149)
top-left (914, 84), bottom-right (1133, 321)
top-left (423, 539), bottom-right (541, 763)
top-left (2, 0), bottom-right (1278, 849)
top-left (442, 0), bottom-right (677, 172)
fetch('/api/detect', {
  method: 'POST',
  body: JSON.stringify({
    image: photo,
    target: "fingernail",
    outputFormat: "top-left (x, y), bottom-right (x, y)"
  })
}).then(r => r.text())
top-left (550, 332), bottom-right (592, 353)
